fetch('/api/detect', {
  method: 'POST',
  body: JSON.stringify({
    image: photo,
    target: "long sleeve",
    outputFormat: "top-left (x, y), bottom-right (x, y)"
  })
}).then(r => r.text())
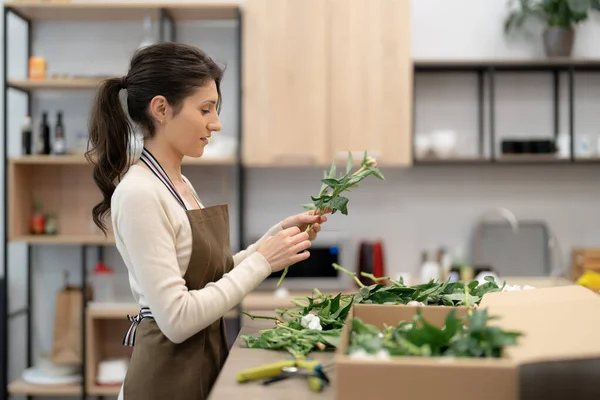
top-left (113, 185), bottom-right (272, 344)
top-left (232, 223), bottom-right (282, 267)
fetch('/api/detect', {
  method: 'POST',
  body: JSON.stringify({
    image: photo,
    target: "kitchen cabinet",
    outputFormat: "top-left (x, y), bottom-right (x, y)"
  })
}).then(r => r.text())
top-left (242, 0), bottom-right (329, 166)
top-left (329, 0), bottom-right (412, 166)
top-left (242, 0), bottom-right (412, 167)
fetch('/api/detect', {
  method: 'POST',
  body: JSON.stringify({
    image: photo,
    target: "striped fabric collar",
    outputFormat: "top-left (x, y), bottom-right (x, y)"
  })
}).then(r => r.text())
top-left (140, 147), bottom-right (187, 210)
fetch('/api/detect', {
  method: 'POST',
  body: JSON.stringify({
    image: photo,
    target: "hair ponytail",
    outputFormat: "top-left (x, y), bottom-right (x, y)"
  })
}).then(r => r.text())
top-left (86, 77), bottom-right (131, 235)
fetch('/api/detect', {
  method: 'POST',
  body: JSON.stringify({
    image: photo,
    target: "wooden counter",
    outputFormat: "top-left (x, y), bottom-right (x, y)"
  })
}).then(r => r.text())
top-left (211, 277), bottom-right (575, 399)
top-left (209, 316), bottom-right (336, 400)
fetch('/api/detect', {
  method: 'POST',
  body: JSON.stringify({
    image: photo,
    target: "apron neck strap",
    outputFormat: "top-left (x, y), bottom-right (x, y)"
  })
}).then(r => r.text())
top-left (140, 147), bottom-right (188, 210)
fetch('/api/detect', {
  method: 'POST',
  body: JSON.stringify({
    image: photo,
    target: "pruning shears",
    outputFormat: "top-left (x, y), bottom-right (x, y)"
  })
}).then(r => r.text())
top-left (236, 357), bottom-right (332, 392)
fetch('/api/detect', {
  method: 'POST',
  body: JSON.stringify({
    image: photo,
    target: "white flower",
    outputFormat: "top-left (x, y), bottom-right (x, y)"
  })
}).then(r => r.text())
top-left (407, 301), bottom-right (425, 307)
top-left (502, 284), bottom-right (536, 292)
top-left (349, 348), bottom-right (370, 359)
top-left (348, 348), bottom-right (389, 361)
top-left (375, 349), bottom-right (390, 360)
top-left (300, 313), bottom-right (322, 331)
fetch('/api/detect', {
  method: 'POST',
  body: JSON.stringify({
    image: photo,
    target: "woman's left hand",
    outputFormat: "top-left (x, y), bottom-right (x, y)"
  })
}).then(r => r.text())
top-left (281, 209), bottom-right (331, 241)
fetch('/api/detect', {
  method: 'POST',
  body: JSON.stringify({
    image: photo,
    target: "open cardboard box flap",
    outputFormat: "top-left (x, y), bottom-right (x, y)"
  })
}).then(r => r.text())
top-left (334, 284), bottom-right (600, 400)
top-left (479, 285), bottom-right (600, 364)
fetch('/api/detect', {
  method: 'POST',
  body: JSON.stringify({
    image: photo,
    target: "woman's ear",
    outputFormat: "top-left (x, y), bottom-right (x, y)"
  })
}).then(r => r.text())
top-left (149, 95), bottom-right (169, 125)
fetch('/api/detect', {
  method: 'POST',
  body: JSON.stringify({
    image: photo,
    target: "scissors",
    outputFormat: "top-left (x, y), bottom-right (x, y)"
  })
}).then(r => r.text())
top-left (236, 357), bottom-right (332, 392)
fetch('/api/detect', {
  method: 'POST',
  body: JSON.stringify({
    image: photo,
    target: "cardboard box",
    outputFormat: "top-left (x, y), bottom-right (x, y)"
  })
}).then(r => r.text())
top-left (334, 285), bottom-right (600, 400)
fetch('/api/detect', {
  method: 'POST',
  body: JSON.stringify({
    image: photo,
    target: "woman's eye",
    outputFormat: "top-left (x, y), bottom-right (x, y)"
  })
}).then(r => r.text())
top-left (201, 109), bottom-right (211, 115)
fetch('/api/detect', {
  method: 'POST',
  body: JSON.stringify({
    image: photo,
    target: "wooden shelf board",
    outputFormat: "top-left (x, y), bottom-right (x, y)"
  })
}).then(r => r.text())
top-left (88, 384), bottom-right (122, 396)
top-left (8, 379), bottom-right (82, 396)
top-left (414, 58), bottom-right (600, 70)
top-left (88, 302), bottom-right (139, 319)
top-left (573, 157), bottom-right (600, 163)
top-left (496, 154), bottom-right (570, 163)
top-left (415, 156), bottom-right (489, 164)
top-left (9, 154), bottom-right (237, 166)
top-left (10, 234), bottom-right (115, 245)
top-left (9, 154), bottom-right (92, 165)
top-left (5, 2), bottom-right (239, 22)
top-left (183, 155), bottom-right (238, 166)
top-left (166, 3), bottom-right (239, 21)
top-left (8, 78), bottom-right (109, 91)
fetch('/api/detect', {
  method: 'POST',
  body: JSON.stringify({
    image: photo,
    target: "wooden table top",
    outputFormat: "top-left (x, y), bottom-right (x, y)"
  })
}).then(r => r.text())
top-left (209, 316), bottom-right (336, 400)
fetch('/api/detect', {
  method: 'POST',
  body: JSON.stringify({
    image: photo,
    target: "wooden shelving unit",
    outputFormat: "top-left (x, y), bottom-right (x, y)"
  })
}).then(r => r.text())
top-left (7, 77), bottom-right (109, 91)
top-left (5, 1), bottom-right (239, 22)
top-left (8, 379), bottom-right (82, 396)
top-left (413, 58), bottom-right (600, 165)
top-left (2, 2), bottom-right (245, 399)
top-left (9, 153), bottom-right (238, 166)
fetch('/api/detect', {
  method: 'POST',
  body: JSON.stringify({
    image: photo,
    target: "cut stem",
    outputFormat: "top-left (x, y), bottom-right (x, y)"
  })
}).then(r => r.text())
top-left (279, 209), bottom-right (321, 287)
top-left (241, 311), bottom-right (283, 324)
top-left (332, 262), bottom-right (365, 288)
top-left (360, 272), bottom-right (402, 286)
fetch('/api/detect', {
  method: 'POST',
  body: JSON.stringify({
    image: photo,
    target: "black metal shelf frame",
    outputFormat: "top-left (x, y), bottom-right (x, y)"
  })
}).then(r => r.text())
top-left (412, 61), bottom-right (600, 165)
top-left (1, 5), bottom-right (245, 400)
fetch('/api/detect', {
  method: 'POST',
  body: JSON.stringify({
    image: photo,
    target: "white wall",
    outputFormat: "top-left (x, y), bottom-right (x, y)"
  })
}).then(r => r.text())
top-left (2, 0), bottom-right (600, 398)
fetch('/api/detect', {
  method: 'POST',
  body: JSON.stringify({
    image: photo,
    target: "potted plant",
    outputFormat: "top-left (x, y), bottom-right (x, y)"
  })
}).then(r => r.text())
top-left (504, 0), bottom-right (600, 57)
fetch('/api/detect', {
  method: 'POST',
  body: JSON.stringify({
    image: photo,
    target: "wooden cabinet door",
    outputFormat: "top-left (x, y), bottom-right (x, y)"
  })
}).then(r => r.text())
top-left (328, 0), bottom-right (413, 166)
top-left (242, 0), bottom-right (329, 166)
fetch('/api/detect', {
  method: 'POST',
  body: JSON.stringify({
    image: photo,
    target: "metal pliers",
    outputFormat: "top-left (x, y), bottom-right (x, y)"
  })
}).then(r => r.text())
top-left (236, 358), bottom-right (331, 392)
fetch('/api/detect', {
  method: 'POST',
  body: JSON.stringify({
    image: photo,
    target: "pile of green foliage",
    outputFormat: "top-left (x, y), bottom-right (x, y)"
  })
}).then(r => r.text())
top-left (348, 309), bottom-right (522, 359)
top-left (241, 264), bottom-right (507, 357)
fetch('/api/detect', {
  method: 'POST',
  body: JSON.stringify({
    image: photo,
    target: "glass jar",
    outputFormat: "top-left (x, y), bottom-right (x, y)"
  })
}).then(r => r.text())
top-left (92, 261), bottom-right (115, 303)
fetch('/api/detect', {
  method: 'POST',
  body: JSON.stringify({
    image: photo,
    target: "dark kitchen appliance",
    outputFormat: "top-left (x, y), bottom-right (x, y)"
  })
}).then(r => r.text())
top-left (258, 232), bottom-right (352, 290)
top-left (501, 139), bottom-right (557, 155)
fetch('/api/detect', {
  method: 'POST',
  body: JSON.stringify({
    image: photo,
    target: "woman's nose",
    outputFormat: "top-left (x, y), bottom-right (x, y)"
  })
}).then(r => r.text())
top-left (208, 120), bottom-right (222, 132)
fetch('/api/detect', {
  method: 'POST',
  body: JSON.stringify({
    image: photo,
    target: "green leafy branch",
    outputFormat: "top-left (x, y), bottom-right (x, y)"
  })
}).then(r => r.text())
top-left (243, 263), bottom-right (508, 357)
top-left (348, 308), bottom-right (523, 359)
top-left (277, 152), bottom-right (385, 287)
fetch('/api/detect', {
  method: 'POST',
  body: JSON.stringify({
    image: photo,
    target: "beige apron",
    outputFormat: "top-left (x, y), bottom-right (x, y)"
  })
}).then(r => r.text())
top-left (121, 148), bottom-right (234, 400)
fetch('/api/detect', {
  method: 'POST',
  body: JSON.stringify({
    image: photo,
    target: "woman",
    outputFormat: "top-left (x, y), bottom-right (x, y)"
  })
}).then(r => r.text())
top-left (86, 42), bottom-right (328, 400)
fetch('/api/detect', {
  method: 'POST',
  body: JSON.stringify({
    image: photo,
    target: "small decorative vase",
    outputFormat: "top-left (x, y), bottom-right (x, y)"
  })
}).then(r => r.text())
top-left (543, 27), bottom-right (575, 57)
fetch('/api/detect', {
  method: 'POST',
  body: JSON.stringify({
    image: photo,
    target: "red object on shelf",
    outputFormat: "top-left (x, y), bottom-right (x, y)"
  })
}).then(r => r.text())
top-left (357, 240), bottom-right (386, 286)
top-left (93, 261), bottom-right (113, 275)
top-left (372, 240), bottom-right (385, 279)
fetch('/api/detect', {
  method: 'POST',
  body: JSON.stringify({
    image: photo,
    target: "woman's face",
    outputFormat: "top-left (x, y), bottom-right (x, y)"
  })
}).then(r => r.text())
top-left (164, 80), bottom-right (222, 159)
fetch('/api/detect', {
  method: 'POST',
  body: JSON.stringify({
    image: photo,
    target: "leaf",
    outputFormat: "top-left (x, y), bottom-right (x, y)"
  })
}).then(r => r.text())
top-left (329, 293), bottom-right (342, 314)
top-left (328, 196), bottom-right (349, 215)
top-left (359, 286), bottom-right (371, 300)
top-left (318, 329), bottom-right (343, 347)
top-left (346, 152), bottom-right (353, 175)
top-left (311, 194), bottom-right (332, 202)
top-left (319, 170), bottom-right (329, 195)
top-left (367, 166), bottom-right (385, 180)
top-left (321, 178), bottom-right (341, 188)
top-left (301, 203), bottom-right (316, 210)
top-left (442, 309), bottom-right (463, 341)
top-left (327, 161), bottom-right (337, 179)
top-left (331, 298), bottom-right (354, 320)
top-left (369, 291), bottom-right (401, 304)
top-left (567, 0), bottom-right (591, 14)
top-left (468, 309), bottom-right (488, 333)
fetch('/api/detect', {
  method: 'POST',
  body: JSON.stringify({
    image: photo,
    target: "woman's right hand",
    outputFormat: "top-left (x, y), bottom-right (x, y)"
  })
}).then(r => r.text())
top-left (257, 227), bottom-right (311, 272)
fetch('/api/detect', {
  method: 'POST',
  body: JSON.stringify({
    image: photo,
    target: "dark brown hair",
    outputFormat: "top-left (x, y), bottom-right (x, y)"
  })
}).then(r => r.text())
top-left (86, 42), bottom-right (224, 234)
